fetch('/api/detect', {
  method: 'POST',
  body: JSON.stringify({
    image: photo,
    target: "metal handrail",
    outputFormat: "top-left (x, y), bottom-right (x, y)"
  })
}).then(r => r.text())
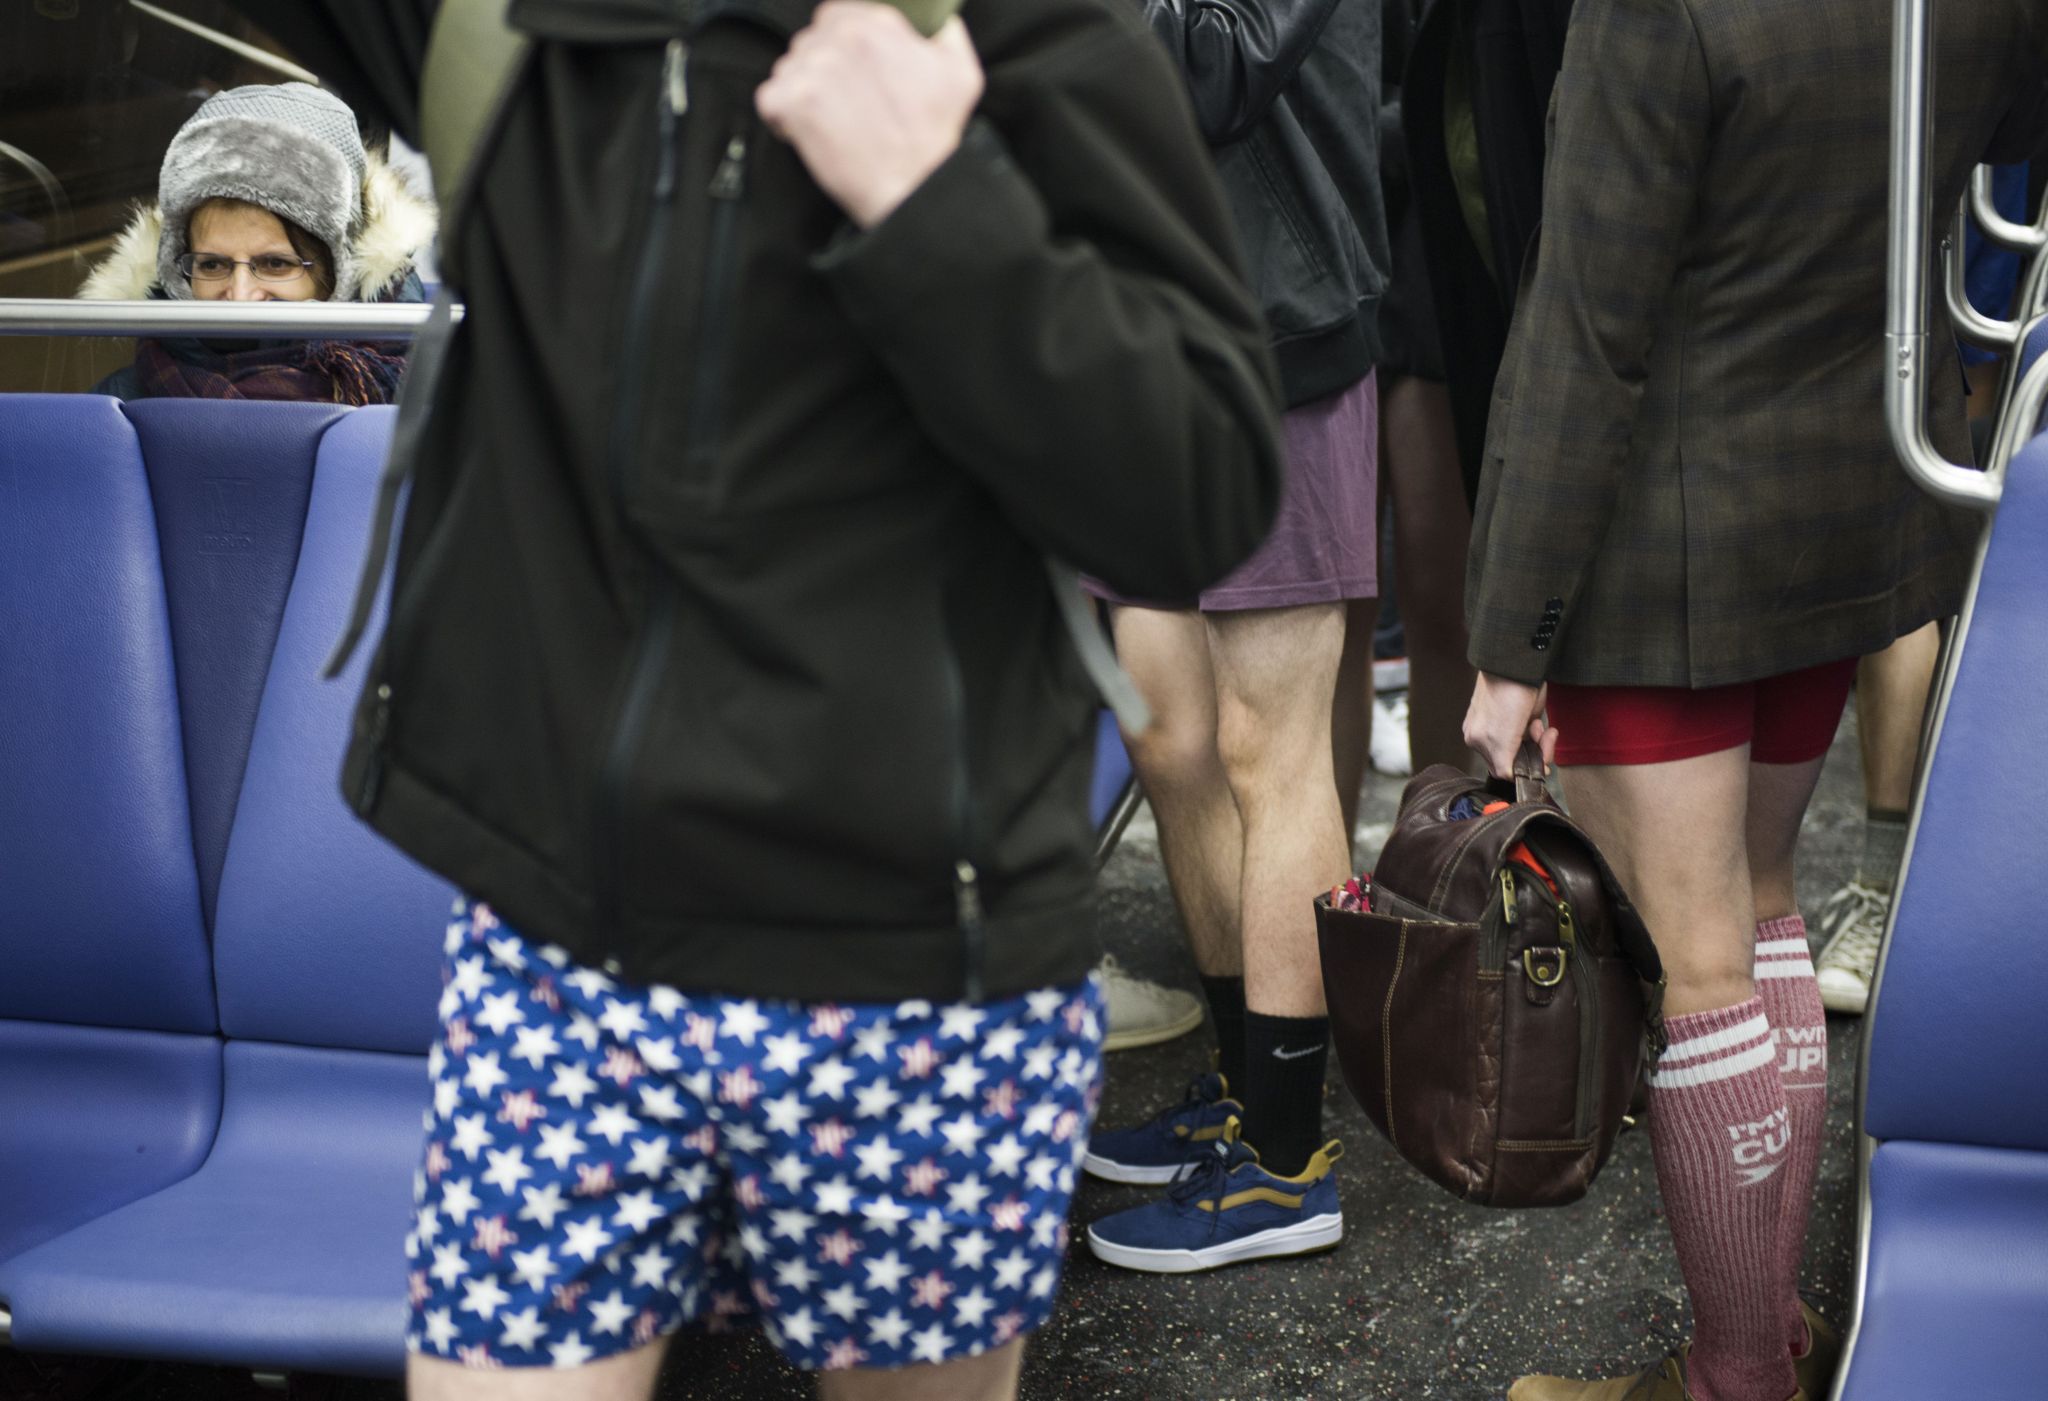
top-left (0, 298), bottom-right (448, 339)
top-left (1968, 163), bottom-right (2047, 255)
top-left (1946, 205), bottom-right (2024, 351)
top-left (1984, 335), bottom-right (2048, 479)
top-left (1886, 0), bottom-right (1999, 513)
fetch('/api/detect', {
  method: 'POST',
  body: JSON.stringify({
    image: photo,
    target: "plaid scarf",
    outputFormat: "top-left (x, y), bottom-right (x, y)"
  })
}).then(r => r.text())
top-left (134, 334), bottom-right (407, 406)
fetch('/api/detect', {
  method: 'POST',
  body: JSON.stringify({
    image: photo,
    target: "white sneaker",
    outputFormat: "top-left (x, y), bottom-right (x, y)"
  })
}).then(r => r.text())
top-left (1815, 878), bottom-right (1890, 1015)
top-left (1097, 955), bottom-right (1204, 1052)
top-left (1370, 692), bottom-right (1412, 777)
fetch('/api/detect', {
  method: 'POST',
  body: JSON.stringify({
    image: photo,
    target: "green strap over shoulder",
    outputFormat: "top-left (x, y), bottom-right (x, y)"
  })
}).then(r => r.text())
top-left (421, 0), bottom-right (532, 246)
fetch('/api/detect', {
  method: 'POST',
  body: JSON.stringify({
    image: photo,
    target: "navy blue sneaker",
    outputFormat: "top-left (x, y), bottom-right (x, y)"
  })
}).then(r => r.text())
top-left (1083, 1072), bottom-right (1242, 1185)
top-left (1085, 1118), bottom-right (1345, 1273)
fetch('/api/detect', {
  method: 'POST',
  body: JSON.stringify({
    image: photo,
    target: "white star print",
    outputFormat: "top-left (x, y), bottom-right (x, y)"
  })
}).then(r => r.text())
top-left (669, 1161), bottom-right (713, 1203)
top-left (628, 1246), bottom-right (673, 1288)
top-left (814, 1175), bottom-right (857, 1214)
top-left (475, 990), bottom-right (526, 1035)
top-left (762, 1030), bottom-right (812, 1075)
top-left (1030, 1265), bottom-right (1058, 1299)
top-left (614, 1189), bottom-right (664, 1233)
top-left (597, 999), bottom-right (648, 1040)
top-left (429, 1241), bottom-right (468, 1287)
top-left (940, 1113), bottom-right (986, 1156)
top-left (562, 967), bottom-right (614, 998)
top-left (482, 1146), bottom-right (533, 1194)
top-left (909, 1323), bottom-right (953, 1364)
top-left (449, 956), bottom-right (489, 1003)
top-left (822, 1282), bottom-right (866, 1320)
top-left (864, 1250), bottom-right (912, 1293)
top-left (978, 1025), bottom-right (1025, 1062)
top-left (763, 1092), bottom-right (810, 1136)
top-left (1025, 990), bottom-right (1064, 1022)
top-left (739, 1222), bottom-right (770, 1259)
top-left (720, 1001), bottom-right (770, 1045)
top-left (937, 1005), bottom-right (986, 1041)
top-left (1058, 1047), bottom-right (1088, 1089)
top-left (587, 1290), bottom-right (635, 1336)
top-left (808, 1058), bottom-right (858, 1100)
top-left (548, 1062), bottom-right (599, 1108)
top-left (450, 1112), bottom-right (493, 1160)
top-left (535, 943), bottom-right (570, 968)
top-left (768, 1153), bottom-right (813, 1192)
top-left (440, 1177), bottom-right (481, 1224)
top-left (428, 1043), bottom-right (448, 1081)
top-left (498, 1306), bottom-right (547, 1350)
top-left (860, 1195), bottom-right (910, 1236)
top-left (897, 1095), bottom-right (944, 1138)
top-left (561, 1217), bottom-right (614, 1263)
top-left (1022, 1045), bottom-right (1057, 1081)
top-left (1022, 1101), bottom-right (1060, 1137)
top-left (463, 1052), bottom-right (509, 1097)
top-left (484, 936), bottom-right (527, 971)
top-left (636, 1036), bottom-right (681, 1073)
top-left (895, 1000), bottom-right (933, 1020)
top-left (946, 1175), bottom-right (991, 1215)
top-left (1031, 1212), bottom-right (1061, 1248)
top-left (437, 983), bottom-right (461, 1023)
top-left (953, 1286), bottom-right (995, 1328)
top-left (854, 1136), bottom-right (904, 1183)
top-left (565, 1013), bottom-right (601, 1050)
top-left (984, 1134), bottom-right (1028, 1177)
top-left (459, 1275), bottom-right (510, 1320)
top-left (433, 1078), bottom-right (461, 1121)
top-left (648, 985), bottom-right (685, 1020)
top-left (535, 1123), bottom-right (585, 1170)
top-left (1025, 1156), bottom-right (1058, 1191)
top-left (416, 1205), bottom-right (442, 1246)
top-left (723, 1122), bottom-right (768, 1155)
top-left (667, 1215), bottom-right (701, 1247)
top-left (992, 1248), bottom-right (1031, 1290)
top-left (519, 1183), bottom-right (569, 1230)
top-left (636, 1083), bottom-right (684, 1122)
top-left (867, 1307), bottom-right (912, 1348)
top-left (769, 1207), bottom-right (818, 1241)
top-left (853, 1079), bottom-right (901, 1120)
top-left (774, 1257), bottom-right (820, 1293)
top-left (852, 1023), bottom-right (894, 1062)
top-left (908, 1213), bottom-right (948, 1253)
top-left (509, 1024), bottom-right (562, 1069)
top-left (509, 1245), bottom-right (557, 1291)
top-left (781, 1305), bottom-right (820, 1348)
top-left (422, 1307), bottom-right (458, 1351)
top-left (950, 1229), bottom-right (994, 1271)
top-left (587, 1103), bottom-right (638, 1146)
top-left (626, 1138), bottom-right (673, 1179)
top-left (939, 1059), bottom-right (987, 1100)
top-left (549, 1332), bottom-right (595, 1368)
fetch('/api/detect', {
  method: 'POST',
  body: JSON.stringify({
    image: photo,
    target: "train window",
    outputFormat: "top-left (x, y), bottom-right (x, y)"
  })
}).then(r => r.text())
top-left (0, 1), bottom-right (341, 392)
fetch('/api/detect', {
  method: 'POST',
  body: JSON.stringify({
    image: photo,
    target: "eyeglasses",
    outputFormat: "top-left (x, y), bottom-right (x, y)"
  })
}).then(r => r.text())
top-left (176, 252), bottom-right (317, 283)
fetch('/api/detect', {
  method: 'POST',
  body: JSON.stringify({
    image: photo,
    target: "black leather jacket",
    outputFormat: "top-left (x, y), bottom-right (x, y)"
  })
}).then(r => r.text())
top-left (1142, 0), bottom-right (1390, 405)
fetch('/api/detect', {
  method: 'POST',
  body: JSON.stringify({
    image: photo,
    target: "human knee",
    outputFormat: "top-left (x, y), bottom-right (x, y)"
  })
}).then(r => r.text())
top-left (1123, 699), bottom-right (1221, 790)
top-left (1658, 938), bottom-right (1757, 1014)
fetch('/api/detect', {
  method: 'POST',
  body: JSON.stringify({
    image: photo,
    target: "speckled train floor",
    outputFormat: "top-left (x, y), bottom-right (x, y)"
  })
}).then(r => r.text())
top-left (5, 710), bottom-right (1872, 1401)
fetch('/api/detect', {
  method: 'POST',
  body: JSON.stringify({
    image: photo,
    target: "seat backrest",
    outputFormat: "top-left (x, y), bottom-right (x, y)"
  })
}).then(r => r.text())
top-left (1866, 430), bottom-right (2048, 1151)
top-left (211, 407), bottom-right (455, 1054)
top-left (0, 396), bottom-right (215, 1034)
top-left (129, 399), bottom-right (347, 929)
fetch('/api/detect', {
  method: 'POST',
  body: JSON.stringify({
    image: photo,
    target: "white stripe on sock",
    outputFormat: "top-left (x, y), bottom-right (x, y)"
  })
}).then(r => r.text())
top-left (1659, 1012), bottom-right (1772, 1065)
top-left (1651, 1038), bottom-right (1778, 1089)
top-left (1754, 959), bottom-right (1816, 979)
top-left (1754, 938), bottom-right (1812, 958)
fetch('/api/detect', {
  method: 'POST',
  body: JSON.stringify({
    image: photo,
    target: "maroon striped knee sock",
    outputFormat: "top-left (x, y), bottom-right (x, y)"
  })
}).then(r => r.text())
top-left (1648, 996), bottom-right (1798, 1401)
top-left (1755, 915), bottom-right (1828, 1358)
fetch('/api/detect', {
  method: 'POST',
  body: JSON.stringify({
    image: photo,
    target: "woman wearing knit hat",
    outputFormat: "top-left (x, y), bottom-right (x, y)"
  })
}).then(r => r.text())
top-left (77, 81), bottom-right (435, 405)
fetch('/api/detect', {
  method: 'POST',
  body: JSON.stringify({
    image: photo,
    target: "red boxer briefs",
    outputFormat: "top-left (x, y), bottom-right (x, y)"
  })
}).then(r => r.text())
top-left (1547, 658), bottom-right (1858, 767)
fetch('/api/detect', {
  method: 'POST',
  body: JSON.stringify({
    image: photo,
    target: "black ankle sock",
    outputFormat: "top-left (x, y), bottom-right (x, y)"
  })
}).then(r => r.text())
top-left (1200, 975), bottom-right (1246, 1091)
top-left (1240, 1011), bottom-right (1329, 1177)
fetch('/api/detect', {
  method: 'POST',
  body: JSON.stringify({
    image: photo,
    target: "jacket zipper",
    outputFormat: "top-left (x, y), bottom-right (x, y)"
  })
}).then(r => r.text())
top-left (940, 641), bottom-right (986, 1002)
top-left (594, 42), bottom-right (754, 944)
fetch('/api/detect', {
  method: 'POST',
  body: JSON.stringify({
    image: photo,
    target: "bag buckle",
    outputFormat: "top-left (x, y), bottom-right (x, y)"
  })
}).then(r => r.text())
top-left (1522, 946), bottom-right (1568, 987)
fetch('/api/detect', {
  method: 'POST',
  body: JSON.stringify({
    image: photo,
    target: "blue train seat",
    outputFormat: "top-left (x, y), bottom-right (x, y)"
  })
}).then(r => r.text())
top-left (1838, 428), bottom-right (2048, 1399)
top-left (0, 402), bottom-right (457, 1377)
top-left (1090, 708), bottom-right (1133, 833)
top-left (0, 397), bottom-right (223, 1266)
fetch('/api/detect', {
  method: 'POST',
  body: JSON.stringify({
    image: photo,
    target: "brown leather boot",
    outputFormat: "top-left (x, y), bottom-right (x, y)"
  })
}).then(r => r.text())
top-left (1795, 1300), bottom-right (1843, 1401)
top-left (1508, 1346), bottom-right (1809, 1401)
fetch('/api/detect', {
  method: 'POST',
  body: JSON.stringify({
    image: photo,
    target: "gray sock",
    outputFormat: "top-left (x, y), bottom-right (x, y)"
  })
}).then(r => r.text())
top-left (1861, 808), bottom-right (1909, 890)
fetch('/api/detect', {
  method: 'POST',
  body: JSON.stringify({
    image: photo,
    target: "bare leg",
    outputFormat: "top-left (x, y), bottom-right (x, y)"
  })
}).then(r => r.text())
top-left (408, 1337), bottom-right (668, 1401)
top-left (821, 1339), bottom-right (1024, 1401)
top-left (1855, 622), bottom-right (1940, 815)
top-left (1332, 596), bottom-right (1377, 845)
top-left (1746, 755), bottom-right (1830, 921)
top-left (1210, 604), bottom-right (1351, 1019)
top-left (1111, 606), bottom-right (1242, 978)
top-left (1381, 376), bottom-right (1476, 775)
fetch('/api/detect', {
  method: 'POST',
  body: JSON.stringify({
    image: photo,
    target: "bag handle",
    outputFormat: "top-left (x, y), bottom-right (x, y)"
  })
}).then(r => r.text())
top-left (1485, 739), bottom-right (1552, 808)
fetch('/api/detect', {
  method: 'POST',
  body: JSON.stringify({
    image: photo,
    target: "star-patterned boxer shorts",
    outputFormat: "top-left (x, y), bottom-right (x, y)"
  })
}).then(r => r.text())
top-left (406, 899), bottom-right (1106, 1373)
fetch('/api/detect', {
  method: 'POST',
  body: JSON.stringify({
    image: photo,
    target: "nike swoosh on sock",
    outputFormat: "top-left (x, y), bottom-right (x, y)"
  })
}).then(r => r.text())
top-left (1271, 1045), bottom-right (1322, 1061)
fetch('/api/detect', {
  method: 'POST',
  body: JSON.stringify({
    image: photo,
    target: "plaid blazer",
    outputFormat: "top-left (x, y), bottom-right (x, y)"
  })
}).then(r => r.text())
top-left (1467, 0), bottom-right (2048, 688)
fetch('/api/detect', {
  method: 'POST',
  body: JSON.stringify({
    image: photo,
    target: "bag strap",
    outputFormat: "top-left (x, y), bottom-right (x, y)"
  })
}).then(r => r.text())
top-left (322, 1), bottom-right (529, 678)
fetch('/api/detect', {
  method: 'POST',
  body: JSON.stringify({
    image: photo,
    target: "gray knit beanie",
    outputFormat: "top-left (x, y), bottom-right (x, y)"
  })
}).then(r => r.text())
top-left (156, 82), bottom-right (370, 301)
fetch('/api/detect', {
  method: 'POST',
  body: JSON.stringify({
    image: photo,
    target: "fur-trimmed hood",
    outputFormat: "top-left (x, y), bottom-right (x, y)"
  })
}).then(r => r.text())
top-left (78, 150), bottom-right (436, 304)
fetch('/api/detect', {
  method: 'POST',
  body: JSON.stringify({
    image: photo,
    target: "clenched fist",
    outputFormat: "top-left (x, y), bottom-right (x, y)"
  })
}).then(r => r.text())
top-left (755, 1), bottom-right (984, 229)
